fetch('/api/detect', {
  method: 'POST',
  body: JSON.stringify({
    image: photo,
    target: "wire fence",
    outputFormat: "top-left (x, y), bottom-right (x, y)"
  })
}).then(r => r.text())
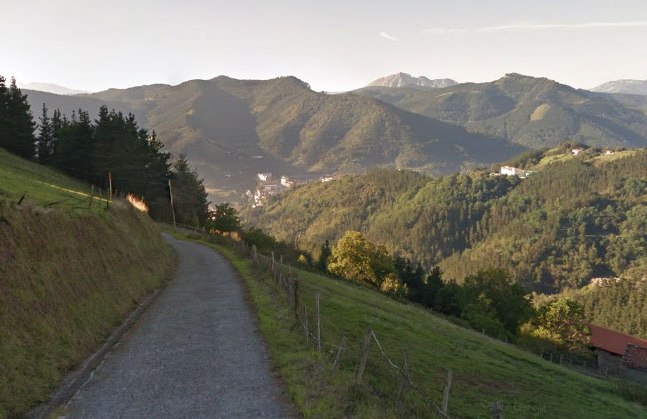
top-left (168, 226), bottom-right (628, 417)
top-left (226, 238), bottom-right (470, 418)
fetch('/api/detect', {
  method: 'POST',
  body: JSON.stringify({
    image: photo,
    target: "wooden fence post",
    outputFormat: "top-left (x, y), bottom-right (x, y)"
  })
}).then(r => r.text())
top-left (491, 401), bottom-right (503, 419)
top-left (106, 171), bottom-right (112, 209)
top-left (293, 280), bottom-right (299, 314)
top-left (304, 305), bottom-right (309, 342)
top-left (396, 350), bottom-right (410, 405)
top-left (333, 336), bottom-right (347, 369)
top-left (17, 192), bottom-right (26, 205)
top-left (355, 329), bottom-right (372, 384)
top-left (442, 370), bottom-right (453, 418)
top-left (316, 292), bottom-right (321, 353)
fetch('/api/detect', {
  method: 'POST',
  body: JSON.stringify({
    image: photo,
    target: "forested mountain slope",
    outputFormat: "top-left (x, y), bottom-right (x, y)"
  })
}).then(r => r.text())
top-left (244, 146), bottom-right (647, 293)
top-left (25, 76), bottom-right (522, 202)
top-left (356, 73), bottom-right (647, 149)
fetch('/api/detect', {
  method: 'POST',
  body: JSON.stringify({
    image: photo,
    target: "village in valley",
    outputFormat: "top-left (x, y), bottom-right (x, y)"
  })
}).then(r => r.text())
top-left (247, 172), bottom-right (335, 207)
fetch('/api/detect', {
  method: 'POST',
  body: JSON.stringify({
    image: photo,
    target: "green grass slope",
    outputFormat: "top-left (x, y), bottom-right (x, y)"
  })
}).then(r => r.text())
top-left (0, 148), bottom-right (174, 417)
top-left (190, 233), bottom-right (646, 418)
top-left (0, 147), bottom-right (110, 212)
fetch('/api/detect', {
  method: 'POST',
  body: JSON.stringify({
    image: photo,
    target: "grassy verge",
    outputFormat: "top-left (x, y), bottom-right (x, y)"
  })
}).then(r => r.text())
top-left (176, 232), bottom-right (646, 418)
top-left (0, 149), bottom-right (175, 417)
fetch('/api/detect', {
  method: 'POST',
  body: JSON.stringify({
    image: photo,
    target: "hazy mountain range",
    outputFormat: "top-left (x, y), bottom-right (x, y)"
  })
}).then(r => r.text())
top-left (356, 73), bottom-right (647, 149)
top-left (367, 72), bottom-right (458, 89)
top-left (592, 79), bottom-right (647, 95)
top-left (18, 82), bottom-right (88, 96)
top-left (24, 76), bottom-right (521, 201)
top-left (23, 73), bottom-right (647, 202)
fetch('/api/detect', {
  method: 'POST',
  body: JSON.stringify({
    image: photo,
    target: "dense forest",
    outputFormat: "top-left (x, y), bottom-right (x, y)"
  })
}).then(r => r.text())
top-left (0, 75), bottom-right (209, 225)
top-left (245, 145), bottom-right (647, 338)
top-left (245, 145), bottom-right (647, 293)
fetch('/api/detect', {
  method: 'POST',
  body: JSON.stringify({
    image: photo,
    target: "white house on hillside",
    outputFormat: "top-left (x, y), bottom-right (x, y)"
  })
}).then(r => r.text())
top-left (500, 166), bottom-right (526, 177)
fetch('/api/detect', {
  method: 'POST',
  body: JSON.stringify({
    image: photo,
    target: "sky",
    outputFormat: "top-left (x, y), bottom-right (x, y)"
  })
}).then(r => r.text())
top-left (2, 0), bottom-right (647, 92)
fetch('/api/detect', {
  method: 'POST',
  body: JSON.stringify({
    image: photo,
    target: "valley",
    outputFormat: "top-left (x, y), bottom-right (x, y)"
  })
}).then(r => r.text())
top-left (243, 145), bottom-right (647, 332)
top-left (6, 2), bottom-right (647, 416)
top-left (25, 76), bottom-right (523, 203)
top-left (4, 71), bottom-right (647, 417)
top-left (24, 72), bottom-right (647, 206)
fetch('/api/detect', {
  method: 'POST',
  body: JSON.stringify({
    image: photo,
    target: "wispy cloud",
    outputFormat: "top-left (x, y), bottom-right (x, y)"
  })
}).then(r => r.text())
top-left (424, 21), bottom-right (647, 34)
top-left (379, 31), bottom-right (401, 43)
top-left (480, 21), bottom-right (647, 32)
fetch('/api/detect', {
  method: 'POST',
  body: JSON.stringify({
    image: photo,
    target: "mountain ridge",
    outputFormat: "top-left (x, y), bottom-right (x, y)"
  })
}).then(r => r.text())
top-left (25, 75), bottom-right (521, 202)
top-left (592, 79), bottom-right (647, 95)
top-left (19, 82), bottom-right (88, 95)
top-left (356, 73), bottom-right (647, 149)
top-left (368, 72), bottom-right (458, 88)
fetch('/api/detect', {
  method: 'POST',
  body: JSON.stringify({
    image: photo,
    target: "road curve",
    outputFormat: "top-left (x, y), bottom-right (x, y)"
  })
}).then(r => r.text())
top-left (65, 234), bottom-right (291, 418)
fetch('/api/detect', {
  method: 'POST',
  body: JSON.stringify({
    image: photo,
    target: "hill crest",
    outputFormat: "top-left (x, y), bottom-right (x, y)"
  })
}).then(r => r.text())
top-left (368, 72), bottom-right (458, 88)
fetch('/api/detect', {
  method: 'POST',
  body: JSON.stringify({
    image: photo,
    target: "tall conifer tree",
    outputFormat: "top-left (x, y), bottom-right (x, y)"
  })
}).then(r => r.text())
top-left (36, 103), bottom-right (54, 164)
top-left (6, 77), bottom-right (36, 159)
top-left (0, 75), bottom-right (8, 150)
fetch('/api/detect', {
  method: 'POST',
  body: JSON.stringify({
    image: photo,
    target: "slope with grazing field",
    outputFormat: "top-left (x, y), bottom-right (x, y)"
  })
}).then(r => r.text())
top-left (0, 147), bottom-right (174, 418)
top-left (183, 232), bottom-right (646, 418)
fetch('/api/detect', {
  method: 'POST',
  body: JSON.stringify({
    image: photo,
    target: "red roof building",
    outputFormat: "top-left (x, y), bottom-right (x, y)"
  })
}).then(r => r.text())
top-left (587, 323), bottom-right (647, 356)
top-left (587, 323), bottom-right (647, 376)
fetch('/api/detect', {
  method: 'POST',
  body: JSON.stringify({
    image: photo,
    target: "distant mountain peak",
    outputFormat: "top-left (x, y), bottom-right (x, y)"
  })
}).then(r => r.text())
top-left (591, 79), bottom-right (647, 95)
top-left (368, 73), bottom-right (458, 89)
top-left (499, 73), bottom-right (553, 83)
top-left (19, 82), bottom-right (88, 95)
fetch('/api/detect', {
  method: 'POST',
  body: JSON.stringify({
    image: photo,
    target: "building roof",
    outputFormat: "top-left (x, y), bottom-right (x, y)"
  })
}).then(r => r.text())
top-left (587, 323), bottom-right (647, 356)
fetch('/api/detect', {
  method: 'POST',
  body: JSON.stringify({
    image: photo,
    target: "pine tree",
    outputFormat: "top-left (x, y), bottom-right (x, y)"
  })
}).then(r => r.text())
top-left (0, 75), bottom-right (8, 150)
top-left (36, 103), bottom-right (54, 164)
top-left (5, 78), bottom-right (36, 159)
top-left (171, 154), bottom-right (209, 227)
top-left (316, 240), bottom-right (332, 272)
top-left (52, 109), bottom-right (94, 181)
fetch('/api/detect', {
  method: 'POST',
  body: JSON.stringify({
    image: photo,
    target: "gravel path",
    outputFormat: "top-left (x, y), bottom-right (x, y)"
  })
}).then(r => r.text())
top-left (65, 234), bottom-right (291, 418)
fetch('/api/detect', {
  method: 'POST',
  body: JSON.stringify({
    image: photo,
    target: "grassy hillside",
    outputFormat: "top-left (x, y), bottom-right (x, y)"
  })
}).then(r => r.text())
top-left (356, 73), bottom-right (647, 149)
top-left (0, 147), bottom-right (109, 212)
top-left (244, 146), bottom-right (647, 293)
top-left (26, 76), bottom-right (523, 202)
top-left (188, 232), bottom-right (646, 418)
top-left (0, 148), bottom-right (174, 417)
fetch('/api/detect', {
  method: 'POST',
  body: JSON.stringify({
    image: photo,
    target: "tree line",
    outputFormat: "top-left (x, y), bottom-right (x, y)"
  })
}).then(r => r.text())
top-left (0, 75), bottom-right (208, 225)
top-left (307, 229), bottom-right (590, 353)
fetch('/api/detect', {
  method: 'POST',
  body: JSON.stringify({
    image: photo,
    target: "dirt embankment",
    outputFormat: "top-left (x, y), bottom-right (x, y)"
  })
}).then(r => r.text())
top-left (0, 201), bottom-right (174, 418)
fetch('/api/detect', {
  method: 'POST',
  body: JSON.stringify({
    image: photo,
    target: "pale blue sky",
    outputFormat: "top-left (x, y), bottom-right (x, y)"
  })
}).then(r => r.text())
top-left (3, 0), bottom-right (646, 92)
